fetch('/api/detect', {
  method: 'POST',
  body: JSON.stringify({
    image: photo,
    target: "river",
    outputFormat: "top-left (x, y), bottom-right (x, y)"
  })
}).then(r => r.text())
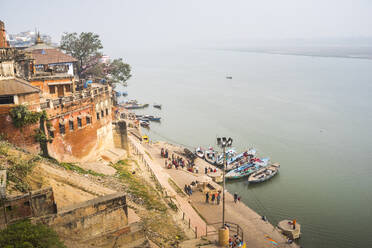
top-left (116, 48), bottom-right (372, 248)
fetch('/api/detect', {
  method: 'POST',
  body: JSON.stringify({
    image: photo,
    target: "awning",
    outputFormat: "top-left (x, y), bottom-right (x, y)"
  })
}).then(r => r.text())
top-left (59, 119), bottom-right (66, 125)
top-left (48, 81), bottom-right (73, 86)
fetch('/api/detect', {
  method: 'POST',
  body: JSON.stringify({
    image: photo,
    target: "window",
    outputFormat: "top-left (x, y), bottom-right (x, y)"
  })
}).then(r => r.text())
top-left (86, 116), bottom-right (91, 124)
top-left (69, 120), bottom-right (74, 131)
top-left (49, 85), bottom-right (55, 94)
top-left (101, 110), bottom-right (104, 118)
top-left (0, 96), bottom-right (14, 104)
top-left (65, 84), bottom-right (71, 92)
top-left (77, 117), bottom-right (82, 128)
top-left (59, 124), bottom-right (65, 134)
top-left (106, 108), bottom-right (109, 116)
top-left (24, 201), bottom-right (30, 207)
top-left (96, 113), bottom-right (100, 120)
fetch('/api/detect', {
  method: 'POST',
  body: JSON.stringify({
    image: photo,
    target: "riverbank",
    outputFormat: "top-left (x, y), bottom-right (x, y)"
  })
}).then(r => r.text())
top-left (128, 132), bottom-right (299, 248)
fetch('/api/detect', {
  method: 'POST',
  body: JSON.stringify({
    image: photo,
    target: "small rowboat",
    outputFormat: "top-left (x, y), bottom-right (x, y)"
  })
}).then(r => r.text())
top-left (225, 158), bottom-right (269, 179)
top-left (154, 104), bottom-right (162, 109)
top-left (140, 120), bottom-right (150, 128)
top-left (205, 149), bottom-right (217, 164)
top-left (248, 163), bottom-right (280, 183)
top-left (195, 147), bottom-right (205, 159)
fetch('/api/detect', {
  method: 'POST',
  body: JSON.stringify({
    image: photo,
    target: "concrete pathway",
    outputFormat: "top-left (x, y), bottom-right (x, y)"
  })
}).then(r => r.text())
top-left (128, 136), bottom-right (208, 237)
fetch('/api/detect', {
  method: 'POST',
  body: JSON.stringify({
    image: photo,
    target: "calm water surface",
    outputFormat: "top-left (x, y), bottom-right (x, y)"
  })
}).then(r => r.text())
top-left (117, 49), bottom-right (372, 248)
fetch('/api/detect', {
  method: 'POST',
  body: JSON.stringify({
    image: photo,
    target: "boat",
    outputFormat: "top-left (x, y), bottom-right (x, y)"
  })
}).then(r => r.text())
top-left (144, 115), bottom-right (161, 121)
top-left (204, 148), bottom-right (217, 164)
top-left (226, 76), bottom-right (232, 79)
top-left (122, 92), bottom-right (128, 96)
top-left (124, 103), bottom-right (148, 109)
top-left (153, 104), bottom-right (162, 109)
top-left (140, 120), bottom-right (150, 128)
top-left (226, 148), bottom-right (256, 165)
top-left (248, 162), bottom-right (280, 183)
top-left (225, 158), bottom-right (269, 179)
top-left (216, 148), bottom-right (237, 166)
top-left (195, 147), bottom-right (205, 159)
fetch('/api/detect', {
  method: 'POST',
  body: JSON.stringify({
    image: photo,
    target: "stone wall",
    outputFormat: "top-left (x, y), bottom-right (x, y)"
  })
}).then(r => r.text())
top-left (0, 187), bottom-right (57, 229)
top-left (34, 193), bottom-right (128, 241)
top-left (113, 120), bottom-right (129, 151)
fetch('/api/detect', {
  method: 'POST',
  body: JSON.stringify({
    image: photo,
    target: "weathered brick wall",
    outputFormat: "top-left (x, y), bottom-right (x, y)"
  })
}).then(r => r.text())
top-left (0, 187), bottom-right (57, 229)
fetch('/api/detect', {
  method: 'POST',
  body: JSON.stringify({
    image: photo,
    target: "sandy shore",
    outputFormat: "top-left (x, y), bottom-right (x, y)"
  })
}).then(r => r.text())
top-left (129, 135), bottom-right (299, 248)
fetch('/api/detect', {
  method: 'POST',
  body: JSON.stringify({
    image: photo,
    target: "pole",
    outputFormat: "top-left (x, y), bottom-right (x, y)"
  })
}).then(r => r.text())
top-left (222, 145), bottom-right (226, 228)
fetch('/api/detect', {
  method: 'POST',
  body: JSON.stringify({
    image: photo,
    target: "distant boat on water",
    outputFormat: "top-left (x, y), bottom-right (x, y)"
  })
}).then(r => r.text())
top-left (153, 104), bottom-right (162, 109)
top-left (226, 76), bottom-right (232, 79)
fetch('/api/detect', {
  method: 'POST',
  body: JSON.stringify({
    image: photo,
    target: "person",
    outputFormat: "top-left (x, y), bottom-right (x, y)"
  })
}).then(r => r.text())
top-left (205, 167), bottom-right (208, 174)
top-left (206, 192), bottom-right (209, 203)
top-left (234, 193), bottom-right (238, 203)
top-left (184, 184), bottom-right (188, 194)
top-left (217, 192), bottom-right (221, 205)
top-left (237, 196), bottom-right (241, 203)
top-left (161, 148), bottom-right (164, 157)
top-left (262, 215), bottom-right (267, 222)
top-left (188, 186), bottom-right (192, 195)
top-left (165, 149), bottom-right (168, 158)
top-left (211, 193), bottom-right (215, 204)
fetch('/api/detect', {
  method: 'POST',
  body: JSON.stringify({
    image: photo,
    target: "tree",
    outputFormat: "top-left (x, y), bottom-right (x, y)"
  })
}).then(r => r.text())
top-left (60, 32), bottom-right (103, 76)
top-left (107, 58), bottom-right (132, 86)
top-left (0, 220), bottom-right (66, 248)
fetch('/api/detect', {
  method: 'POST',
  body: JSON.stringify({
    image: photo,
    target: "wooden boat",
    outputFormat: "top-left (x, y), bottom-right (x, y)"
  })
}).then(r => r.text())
top-left (153, 104), bottom-right (162, 109)
top-left (144, 115), bottom-right (161, 121)
top-left (226, 76), bottom-right (232, 79)
top-left (204, 149), bottom-right (217, 164)
top-left (216, 148), bottom-right (236, 166)
top-left (248, 163), bottom-right (280, 183)
top-left (140, 120), bottom-right (150, 128)
top-left (225, 158), bottom-right (269, 179)
top-left (195, 147), bottom-right (204, 159)
top-left (122, 92), bottom-right (128, 96)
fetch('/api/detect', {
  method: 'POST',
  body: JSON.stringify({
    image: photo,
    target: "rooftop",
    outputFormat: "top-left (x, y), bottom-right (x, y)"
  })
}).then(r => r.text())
top-left (0, 77), bottom-right (41, 96)
top-left (29, 48), bottom-right (77, 65)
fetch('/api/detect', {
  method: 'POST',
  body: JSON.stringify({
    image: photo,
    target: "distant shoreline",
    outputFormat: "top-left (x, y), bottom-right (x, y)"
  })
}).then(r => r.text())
top-left (218, 48), bottom-right (372, 60)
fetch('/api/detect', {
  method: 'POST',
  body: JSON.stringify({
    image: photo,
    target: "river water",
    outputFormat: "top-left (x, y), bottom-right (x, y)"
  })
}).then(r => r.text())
top-left (117, 48), bottom-right (372, 248)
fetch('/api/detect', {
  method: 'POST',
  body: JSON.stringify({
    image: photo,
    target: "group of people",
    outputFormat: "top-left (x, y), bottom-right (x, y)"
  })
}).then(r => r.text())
top-left (160, 148), bottom-right (169, 158)
top-left (184, 184), bottom-right (193, 196)
top-left (204, 167), bottom-right (217, 174)
top-left (229, 234), bottom-right (244, 248)
top-left (205, 191), bottom-right (221, 205)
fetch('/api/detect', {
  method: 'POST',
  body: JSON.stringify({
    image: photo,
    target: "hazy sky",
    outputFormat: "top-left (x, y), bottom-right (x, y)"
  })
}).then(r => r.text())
top-left (2, 0), bottom-right (372, 53)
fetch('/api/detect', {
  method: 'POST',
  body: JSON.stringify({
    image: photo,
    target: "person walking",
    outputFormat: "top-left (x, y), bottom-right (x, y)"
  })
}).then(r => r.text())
top-left (217, 192), bottom-right (221, 205)
top-left (206, 192), bottom-right (209, 203)
top-left (234, 193), bottom-right (238, 203)
top-left (211, 193), bottom-right (215, 204)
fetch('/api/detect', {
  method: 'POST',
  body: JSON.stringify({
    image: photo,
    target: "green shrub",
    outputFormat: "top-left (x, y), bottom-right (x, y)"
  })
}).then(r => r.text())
top-left (9, 105), bottom-right (41, 128)
top-left (0, 220), bottom-right (65, 248)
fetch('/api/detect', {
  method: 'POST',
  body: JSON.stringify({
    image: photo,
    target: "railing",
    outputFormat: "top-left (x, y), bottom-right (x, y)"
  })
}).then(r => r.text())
top-left (128, 139), bottom-right (204, 239)
top-left (207, 221), bottom-right (244, 241)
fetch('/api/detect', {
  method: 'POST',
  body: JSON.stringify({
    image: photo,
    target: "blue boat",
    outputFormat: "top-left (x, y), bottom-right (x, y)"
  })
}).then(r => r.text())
top-left (225, 158), bottom-right (269, 179)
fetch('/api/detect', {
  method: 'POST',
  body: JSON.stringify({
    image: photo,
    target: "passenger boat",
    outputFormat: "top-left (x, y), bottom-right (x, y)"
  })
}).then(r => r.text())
top-left (195, 147), bottom-right (205, 159)
top-left (153, 104), bottom-right (162, 109)
top-left (216, 148), bottom-right (237, 166)
top-left (225, 158), bottom-right (269, 179)
top-left (248, 163), bottom-right (280, 183)
top-left (204, 148), bottom-right (217, 164)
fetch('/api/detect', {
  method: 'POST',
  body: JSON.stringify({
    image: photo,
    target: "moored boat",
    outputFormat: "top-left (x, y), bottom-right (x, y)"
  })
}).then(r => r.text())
top-left (140, 120), bottom-right (150, 128)
top-left (153, 104), bottom-right (162, 109)
top-left (216, 148), bottom-right (237, 166)
top-left (195, 147), bottom-right (205, 159)
top-left (248, 163), bottom-right (280, 183)
top-left (225, 158), bottom-right (269, 179)
top-left (204, 148), bottom-right (217, 164)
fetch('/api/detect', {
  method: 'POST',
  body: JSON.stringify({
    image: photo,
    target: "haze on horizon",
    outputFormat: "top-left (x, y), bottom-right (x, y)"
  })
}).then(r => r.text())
top-left (2, 0), bottom-right (372, 55)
